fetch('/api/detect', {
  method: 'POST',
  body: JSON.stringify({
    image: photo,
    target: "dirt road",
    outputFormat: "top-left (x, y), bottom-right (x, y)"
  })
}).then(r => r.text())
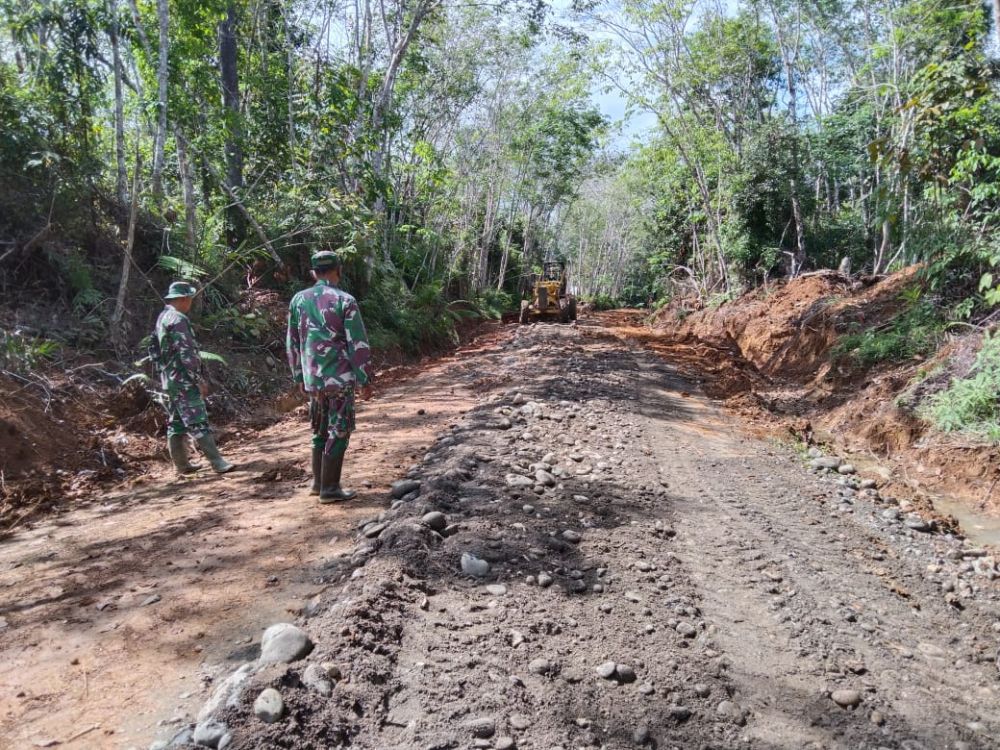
top-left (0, 330), bottom-right (500, 749)
top-left (2, 317), bottom-right (999, 749)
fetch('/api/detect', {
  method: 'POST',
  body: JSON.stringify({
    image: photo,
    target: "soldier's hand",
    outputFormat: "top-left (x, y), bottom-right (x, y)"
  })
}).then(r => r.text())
top-left (198, 382), bottom-right (210, 398)
top-left (359, 384), bottom-right (375, 401)
top-left (299, 383), bottom-right (308, 399)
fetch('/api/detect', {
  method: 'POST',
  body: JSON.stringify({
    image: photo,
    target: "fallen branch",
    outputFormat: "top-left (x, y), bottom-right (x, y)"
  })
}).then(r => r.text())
top-left (64, 724), bottom-right (101, 745)
top-left (0, 222), bottom-right (54, 266)
top-left (2, 368), bottom-right (55, 408)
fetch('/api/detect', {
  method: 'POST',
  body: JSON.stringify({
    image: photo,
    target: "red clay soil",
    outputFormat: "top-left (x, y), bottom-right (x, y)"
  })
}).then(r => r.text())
top-left (599, 267), bottom-right (1000, 518)
top-left (0, 375), bottom-right (150, 531)
top-left (0, 318), bottom-right (506, 533)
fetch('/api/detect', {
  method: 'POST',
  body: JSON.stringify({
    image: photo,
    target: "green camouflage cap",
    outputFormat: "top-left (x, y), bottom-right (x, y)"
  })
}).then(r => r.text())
top-left (164, 281), bottom-right (198, 299)
top-left (311, 250), bottom-right (342, 271)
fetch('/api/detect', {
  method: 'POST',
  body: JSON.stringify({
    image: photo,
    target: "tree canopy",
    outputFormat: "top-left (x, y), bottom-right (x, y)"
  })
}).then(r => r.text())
top-left (2, 0), bottom-right (999, 346)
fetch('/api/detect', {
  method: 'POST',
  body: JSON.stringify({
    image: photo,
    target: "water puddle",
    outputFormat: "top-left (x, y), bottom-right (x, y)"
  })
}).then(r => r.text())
top-left (794, 430), bottom-right (1000, 549)
top-left (932, 493), bottom-right (1000, 548)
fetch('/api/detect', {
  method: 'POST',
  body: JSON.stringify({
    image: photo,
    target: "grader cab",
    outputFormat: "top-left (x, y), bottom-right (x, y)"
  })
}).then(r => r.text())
top-left (519, 261), bottom-right (577, 324)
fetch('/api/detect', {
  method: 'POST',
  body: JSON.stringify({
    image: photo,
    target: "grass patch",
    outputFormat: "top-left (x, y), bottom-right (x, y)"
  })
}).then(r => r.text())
top-left (832, 300), bottom-right (943, 367)
top-left (706, 290), bottom-right (737, 309)
top-left (921, 332), bottom-right (1000, 441)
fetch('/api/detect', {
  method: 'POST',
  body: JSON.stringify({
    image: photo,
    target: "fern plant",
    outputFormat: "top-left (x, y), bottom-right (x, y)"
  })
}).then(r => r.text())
top-left (922, 332), bottom-right (1000, 441)
top-left (0, 328), bottom-right (59, 373)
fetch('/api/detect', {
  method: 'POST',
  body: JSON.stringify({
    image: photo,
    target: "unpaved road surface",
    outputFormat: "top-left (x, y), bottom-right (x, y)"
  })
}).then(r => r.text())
top-left (3, 318), bottom-right (1000, 750)
top-left (0, 331), bottom-right (500, 749)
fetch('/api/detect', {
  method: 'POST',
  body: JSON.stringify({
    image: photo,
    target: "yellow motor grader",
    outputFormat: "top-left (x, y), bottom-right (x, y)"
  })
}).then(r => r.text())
top-left (519, 261), bottom-right (577, 324)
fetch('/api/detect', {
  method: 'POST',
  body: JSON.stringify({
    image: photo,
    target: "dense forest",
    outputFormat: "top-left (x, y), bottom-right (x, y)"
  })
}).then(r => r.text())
top-left (2, 0), bottom-right (1000, 355)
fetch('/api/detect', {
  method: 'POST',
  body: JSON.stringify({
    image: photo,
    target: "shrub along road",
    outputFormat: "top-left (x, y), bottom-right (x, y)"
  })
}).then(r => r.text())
top-left (2, 318), bottom-right (999, 749)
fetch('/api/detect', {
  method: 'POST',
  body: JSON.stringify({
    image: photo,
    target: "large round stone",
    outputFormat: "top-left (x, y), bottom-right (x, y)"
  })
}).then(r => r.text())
top-left (259, 623), bottom-right (313, 665)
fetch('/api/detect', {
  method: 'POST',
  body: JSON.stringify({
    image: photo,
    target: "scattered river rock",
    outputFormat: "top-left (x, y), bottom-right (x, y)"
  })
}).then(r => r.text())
top-left (258, 623), bottom-right (313, 665)
top-left (252, 688), bottom-right (284, 723)
top-left (831, 689), bottom-right (863, 708)
top-left (390, 479), bottom-right (421, 499)
top-left (461, 552), bottom-right (491, 578)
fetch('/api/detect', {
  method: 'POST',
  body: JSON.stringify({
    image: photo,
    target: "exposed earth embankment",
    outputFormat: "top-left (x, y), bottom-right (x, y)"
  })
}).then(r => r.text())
top-left (608, 270), bottom-right (1000, 525)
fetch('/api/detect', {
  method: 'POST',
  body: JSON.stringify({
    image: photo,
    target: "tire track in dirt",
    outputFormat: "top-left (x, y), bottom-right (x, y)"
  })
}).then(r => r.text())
top-left (628, 344), bottom-right (1000, 748)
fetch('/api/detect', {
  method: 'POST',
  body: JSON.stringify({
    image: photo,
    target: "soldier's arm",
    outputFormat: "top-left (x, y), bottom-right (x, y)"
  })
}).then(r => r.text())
top-left (173, 319), bottom-right (203, 385)
top-left (286, 300), bottom-right (304, 384)
top-left (342, 298), bottom-right (373, 386)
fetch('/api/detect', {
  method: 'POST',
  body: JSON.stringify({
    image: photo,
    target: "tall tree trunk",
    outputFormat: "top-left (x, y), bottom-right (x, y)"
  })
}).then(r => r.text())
top-left (788, 176), bottom-right (806, 274)
top-left (496, 231), bottom-right (512, 292)
top-left (110, 0), bottom-right (128, 204)
top-left (771, 2), bottom-right (807, 275)
top-left (151, 0), bottom-right (168, 202)
top-left (994, 0), bottom-right (1000, 48)
top-left (175, 128), bottom-right (198, 251)
top-left (128, 0), bottom-right (152, 55)
top-left (364, 0), bottom-right (441, 192)
top-left (370, 0), bottom-right (439, 138)
top-left (282, 5), bottom-right (296, 156)
top-left (521, 204), bottom-right (538, 293)
top-left (111, 154), bottom-right (142, 355)
top-left (219, 3), bottom-right (246, 249)
top-left (874, 219), bottom-right (892, 274)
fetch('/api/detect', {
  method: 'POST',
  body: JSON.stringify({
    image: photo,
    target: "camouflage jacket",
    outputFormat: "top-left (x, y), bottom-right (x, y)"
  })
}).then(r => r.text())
top-left (287, 280), bottom-right (372, 391)
top-left (154, 306), bottom-right (202, 388)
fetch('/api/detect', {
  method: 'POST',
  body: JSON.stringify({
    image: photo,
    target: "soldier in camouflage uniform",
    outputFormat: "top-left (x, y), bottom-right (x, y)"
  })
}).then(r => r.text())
top-left (154, 282), bottom-right (234, 475)
top-left (286, 251), bottom-right (373, 503)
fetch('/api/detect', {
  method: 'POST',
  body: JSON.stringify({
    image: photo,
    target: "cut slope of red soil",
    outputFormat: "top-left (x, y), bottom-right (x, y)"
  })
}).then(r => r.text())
top-left (600, 268), bottom-right (1000, 518)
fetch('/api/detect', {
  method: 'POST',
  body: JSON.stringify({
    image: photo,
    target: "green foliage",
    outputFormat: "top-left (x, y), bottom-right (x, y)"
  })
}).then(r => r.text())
top-left (922, 333), bottom-right (1000, 441)
top-left (362, 275), bottom-right (458, 354)
top-left (203, 309), bottom-right (271, 344)
top-left (586, 293), bottom-right (620, 311)
top-left (42, 247), bottom-right (106, 342)
top-left (469, 289), bottom-right (515, 320)
top-left (706, 291), bottom-right (737, 309)
top-left (158, 256), bottom-right (208, 280)
top-left (832, 298), bottom-right (943, 367)
top-left (0, 328), bottom-right (60, 373)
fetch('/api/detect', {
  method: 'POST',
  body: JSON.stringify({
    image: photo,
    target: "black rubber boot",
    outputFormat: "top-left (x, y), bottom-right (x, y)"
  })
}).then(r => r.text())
top-left (310, 447), bottom-right (322, 496)
top-left (195, 434), bottom-right (235, 474)
top-left (318, 452), bottom-right (357, 503)
top-left (331, 452), bottom-right (357, 501)
top-left (168, 434), bottom-right (202, 474)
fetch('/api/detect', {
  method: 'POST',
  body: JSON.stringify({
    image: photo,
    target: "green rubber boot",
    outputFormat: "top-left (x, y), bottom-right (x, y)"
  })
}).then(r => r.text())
top-left (310, 447), bottom-right (322, 496)
top-left (318, 452), bottom-right (356, 503)
top-left (168, 434), bottom-right (203, 475)
top-left (195, 434), bottom-right (235, 474)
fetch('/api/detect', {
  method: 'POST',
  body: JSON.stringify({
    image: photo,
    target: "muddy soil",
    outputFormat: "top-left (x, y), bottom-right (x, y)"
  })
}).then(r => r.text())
top-left (2, 317), bottom-right (999, 750)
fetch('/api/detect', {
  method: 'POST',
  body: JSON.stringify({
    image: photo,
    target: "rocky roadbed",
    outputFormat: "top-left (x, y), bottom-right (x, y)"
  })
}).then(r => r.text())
top-left (162, 322), bottom-right (999, 750)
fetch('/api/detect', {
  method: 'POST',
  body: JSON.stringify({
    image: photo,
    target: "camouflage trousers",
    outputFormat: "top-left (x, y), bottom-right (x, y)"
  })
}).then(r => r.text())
top-left (163, 383), bottom-right (211, 439)
top-left (310, 386), bottom-right (355, 456)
